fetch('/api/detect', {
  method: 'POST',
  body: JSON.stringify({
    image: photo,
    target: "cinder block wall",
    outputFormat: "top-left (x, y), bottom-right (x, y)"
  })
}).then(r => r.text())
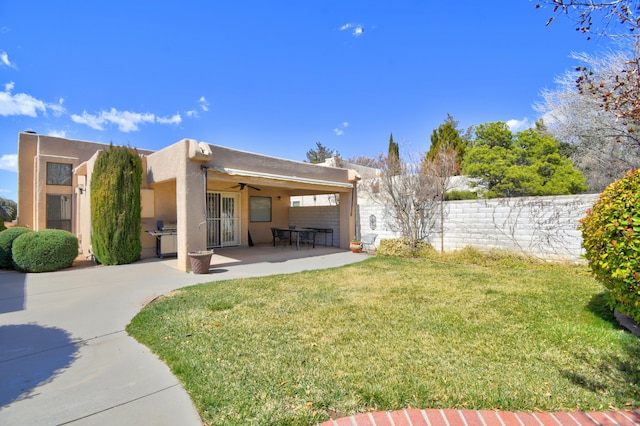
top-left (357, 193), bottom-right (600, 262)
top-left (288, 206), bottom-right (340, 247)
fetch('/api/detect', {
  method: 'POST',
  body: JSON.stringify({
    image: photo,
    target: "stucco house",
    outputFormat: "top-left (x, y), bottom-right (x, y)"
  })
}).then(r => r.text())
top-left (16, 132), bottom-right (359, 271)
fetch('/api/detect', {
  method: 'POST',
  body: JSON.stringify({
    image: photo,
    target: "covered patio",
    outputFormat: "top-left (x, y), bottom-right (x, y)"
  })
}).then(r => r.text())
top-left (144, 139), bottom-right (360, 271)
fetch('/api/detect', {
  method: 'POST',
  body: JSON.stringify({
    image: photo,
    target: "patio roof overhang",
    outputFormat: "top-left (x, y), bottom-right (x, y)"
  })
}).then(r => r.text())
top-left (207, 166), bottom-right (354, 194)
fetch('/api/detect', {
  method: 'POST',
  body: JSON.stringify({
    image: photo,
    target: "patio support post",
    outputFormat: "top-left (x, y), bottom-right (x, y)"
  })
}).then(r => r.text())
top-left (175, 140), bottom-right (208, 272)
top-left (340, 186), bottom-right (357, 249)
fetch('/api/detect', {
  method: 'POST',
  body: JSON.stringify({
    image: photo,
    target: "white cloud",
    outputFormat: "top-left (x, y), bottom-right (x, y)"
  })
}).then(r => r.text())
top-left (340, 23), bottom-right (364, 37)
top-left (0, 86), bottom-right (46, 117)
top-left (156, 113), bottom-right (182, 125)
top-left (48, 129), bottom-right (67, 138)
top-left (333, 121), bottom-right (349, 136)
top-left (0, 154), bottom-right (18, 172)
top-left (506, 118), bottom-right (533, 132)
top-left (186, 109), bottom-right (198, 118)
top-left (0, 52), bottom-right (15, 68)
top-left (0, 82), bottom-right (66, 118)
top-left (71, 110), bottom-right (105, 130)
top-left (72, 108), bottom-right (181, 132)
top-left (199, 96), bottom-right (209, 112)
top-left (103, 109), bottom-right (155, 132)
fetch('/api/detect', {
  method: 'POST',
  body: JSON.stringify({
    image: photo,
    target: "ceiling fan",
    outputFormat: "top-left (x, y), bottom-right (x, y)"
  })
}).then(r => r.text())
top-left (227, 182), bottom-right (260, 191)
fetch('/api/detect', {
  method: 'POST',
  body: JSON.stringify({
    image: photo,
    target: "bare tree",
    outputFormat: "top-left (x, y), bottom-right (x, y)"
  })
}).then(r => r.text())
top-left (423, 146), bottom-right (460, 252)
top-left (361, 152), bottom-right (439, 248)
top-left (537, 0), bottom-right (640, 39)
top-left (536, 51), bottom-right (640, 191)
top-left (539, 1), bottom-right (640, 125)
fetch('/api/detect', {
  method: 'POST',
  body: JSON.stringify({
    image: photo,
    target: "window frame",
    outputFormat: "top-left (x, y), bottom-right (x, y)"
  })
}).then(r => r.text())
top-left (46, 162), bottom-right (73, 186)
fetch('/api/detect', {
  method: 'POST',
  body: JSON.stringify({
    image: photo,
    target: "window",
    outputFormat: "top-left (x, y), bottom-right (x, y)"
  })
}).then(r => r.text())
top-left (47, 162), bottom-right (72, 186)
top-left (47, 194), bottom-right (72, 231)
top-left (249, 196), bottom-right (272, 222)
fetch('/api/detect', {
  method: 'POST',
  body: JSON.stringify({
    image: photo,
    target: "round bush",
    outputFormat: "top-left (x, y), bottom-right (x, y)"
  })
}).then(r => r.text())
top-left (0, 227), bottom-right (34, 269)
top-left (579, 169), bottom-right (640, 322)
top-left (12, 229), bottom-right (79, 273)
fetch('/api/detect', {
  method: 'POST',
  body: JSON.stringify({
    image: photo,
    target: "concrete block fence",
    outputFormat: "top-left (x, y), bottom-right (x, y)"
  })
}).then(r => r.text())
top-left (356, 193), bottom-right (601, 262)
top-left (288, 206), bottom-right (341, 247)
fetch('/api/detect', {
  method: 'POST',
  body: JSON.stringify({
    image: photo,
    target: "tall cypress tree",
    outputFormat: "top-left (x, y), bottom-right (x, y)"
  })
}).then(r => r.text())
top-left (388, 133), bottom-right (400, 175)
top-left (91, 144), bottom-right (142, 265)
top-left (388, 133), bottom-right (399, 160)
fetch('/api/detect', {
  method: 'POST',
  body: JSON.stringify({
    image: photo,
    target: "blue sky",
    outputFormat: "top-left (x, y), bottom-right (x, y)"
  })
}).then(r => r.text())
top-left (0, 1), bottom-right (611, 203)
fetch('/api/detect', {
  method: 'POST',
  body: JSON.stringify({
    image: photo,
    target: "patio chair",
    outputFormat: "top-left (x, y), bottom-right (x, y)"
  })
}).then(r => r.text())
top-left (274, 228), bottom-right (292, 247)
top-left (360, 234), bottom-right (378, 253)
top-left (298, 229), bottom-right (316, 249)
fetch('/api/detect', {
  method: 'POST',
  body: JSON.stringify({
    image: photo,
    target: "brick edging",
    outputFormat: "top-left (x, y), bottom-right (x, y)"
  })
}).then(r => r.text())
top-left (317, 408), bottom-right (640, 426)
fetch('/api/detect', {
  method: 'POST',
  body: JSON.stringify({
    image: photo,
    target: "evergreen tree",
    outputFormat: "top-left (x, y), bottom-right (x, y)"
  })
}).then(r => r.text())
top-left (388, 133), bottom-right (399, 159)
top-left (427, 114), bottom-right (467, 162)
top-left (91, 144), bottom-right (143, 265)
top-left (305, 142), bottom-right (336, 163)
top-left (462, 122), bottom-right (588, 198)
top-left (387, 133), bottom-right (401, 175)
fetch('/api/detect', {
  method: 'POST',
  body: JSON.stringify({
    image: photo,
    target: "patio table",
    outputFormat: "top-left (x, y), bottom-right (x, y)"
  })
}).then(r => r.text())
top-left (273, 228), bottom-right (317, 250)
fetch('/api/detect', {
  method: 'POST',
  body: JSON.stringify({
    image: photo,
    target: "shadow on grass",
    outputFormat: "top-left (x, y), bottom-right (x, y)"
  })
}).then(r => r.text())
top-left (0, 324), bottom-right (82, 407)
top-left (586, 291), bottom-right (619, 327)
top-left (559, 293), bottom-right (640, 403)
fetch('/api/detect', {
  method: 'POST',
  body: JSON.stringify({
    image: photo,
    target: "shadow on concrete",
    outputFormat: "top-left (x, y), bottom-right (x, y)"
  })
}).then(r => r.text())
top-left (0, 270), bottom-right (26, 314)
top-left (0, 324), bottom-right (82, 407)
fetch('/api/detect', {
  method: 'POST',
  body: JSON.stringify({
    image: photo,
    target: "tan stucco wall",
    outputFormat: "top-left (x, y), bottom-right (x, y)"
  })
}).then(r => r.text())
top-left (17, 132), bottom-right (153, 233)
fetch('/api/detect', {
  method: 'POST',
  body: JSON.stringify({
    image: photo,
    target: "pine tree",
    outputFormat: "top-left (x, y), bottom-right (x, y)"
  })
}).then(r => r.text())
top-left (427, 114), bottom-right (467, 161)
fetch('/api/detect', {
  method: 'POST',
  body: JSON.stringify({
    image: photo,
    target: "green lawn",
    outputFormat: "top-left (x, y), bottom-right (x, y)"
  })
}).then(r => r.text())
top-left (127, 254), bottom-right (640, 426)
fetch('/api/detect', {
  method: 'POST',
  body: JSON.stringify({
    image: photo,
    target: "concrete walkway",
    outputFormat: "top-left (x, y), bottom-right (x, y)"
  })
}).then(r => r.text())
top-left (0, 246), bottom-right (365, 425)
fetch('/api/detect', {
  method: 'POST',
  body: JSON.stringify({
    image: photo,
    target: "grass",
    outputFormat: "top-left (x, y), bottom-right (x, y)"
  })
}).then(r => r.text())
top-left (127, 252), bottom-right (640, 426)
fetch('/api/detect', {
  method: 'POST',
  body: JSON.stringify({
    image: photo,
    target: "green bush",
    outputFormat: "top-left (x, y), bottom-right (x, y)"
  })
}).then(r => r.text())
top-left (579, 169), bottom-right (640, 322)
top-left (12, 229), bottom-right (78, 273)
top-left (376, 238), bottom-right (435, 258)
top-left (0, 227), bottom-right (34, 269)
top-left (444, 190), bottom-right (478, 201)
top-left (0, 219), bottom-right (5, 232)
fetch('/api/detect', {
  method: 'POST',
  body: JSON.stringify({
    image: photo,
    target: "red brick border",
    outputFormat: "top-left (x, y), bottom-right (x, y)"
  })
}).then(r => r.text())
top-left (317, 409), bottom-right (640, 426)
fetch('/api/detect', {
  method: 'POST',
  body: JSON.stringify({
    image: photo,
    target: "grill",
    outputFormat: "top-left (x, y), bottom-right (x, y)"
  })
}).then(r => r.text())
top-left (147, 221), bottom-right (177, 258)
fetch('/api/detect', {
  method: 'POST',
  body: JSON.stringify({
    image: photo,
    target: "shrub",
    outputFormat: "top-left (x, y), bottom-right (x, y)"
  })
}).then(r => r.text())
top-left (0, 227), bottom-right (34, 269)
top-left (579, 169), bottom-right (640, 322)
top-left (12, 229), bottom-right (78, 273)
top-left (0, 219), bottom-right (5, 232)
top-left (433, 246), bottom-right (543, 268)
top-left (376, 238), bottom-right (435, 258)
top-left (91, 144), bottom-right (143, 265)
top-left (444, 190), bottom-right (478, 201)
